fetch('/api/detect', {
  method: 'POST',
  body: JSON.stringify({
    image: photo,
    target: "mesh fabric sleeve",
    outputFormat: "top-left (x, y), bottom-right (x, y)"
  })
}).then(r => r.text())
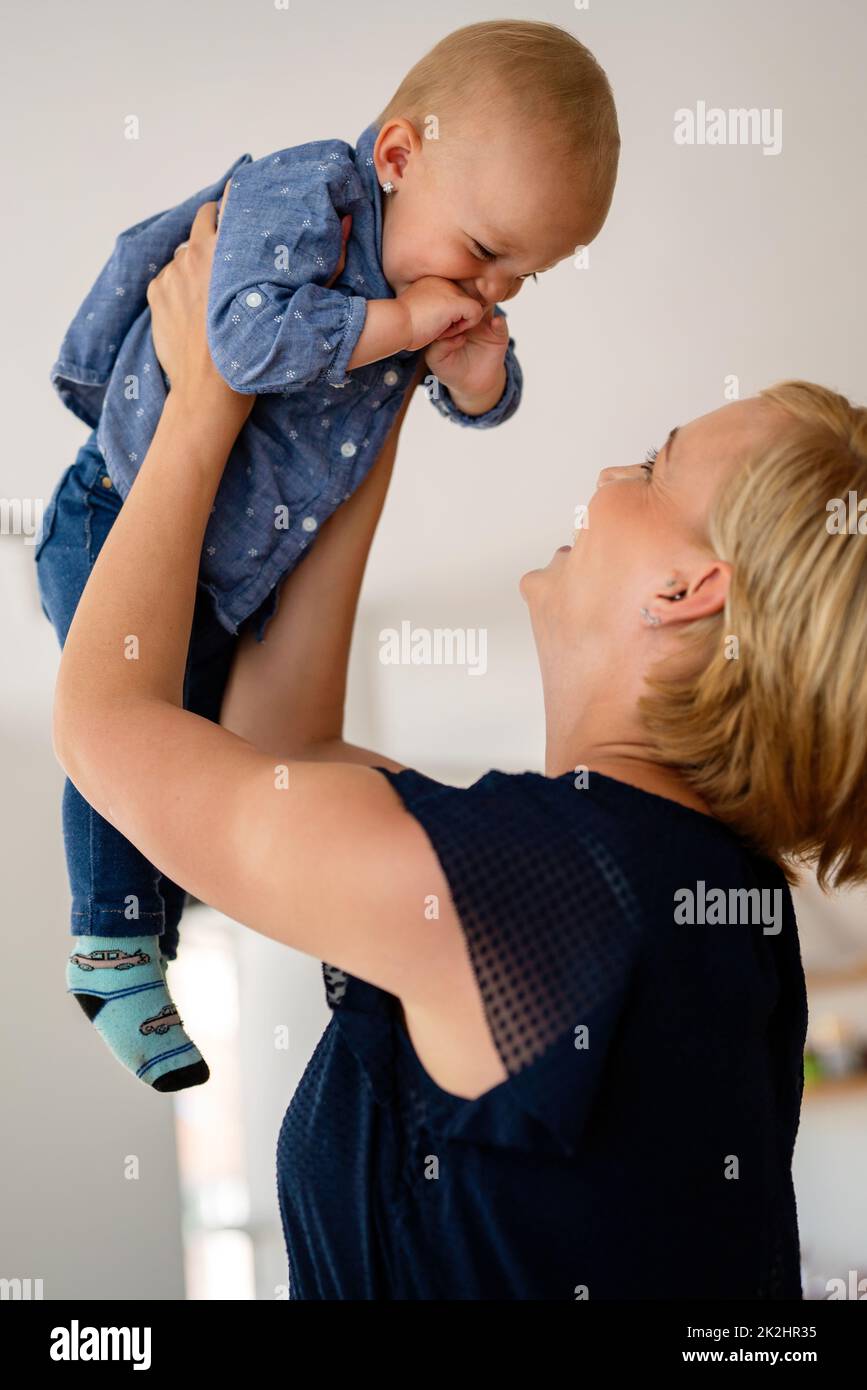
top-left (367, 766), bottom-right (647, 1153)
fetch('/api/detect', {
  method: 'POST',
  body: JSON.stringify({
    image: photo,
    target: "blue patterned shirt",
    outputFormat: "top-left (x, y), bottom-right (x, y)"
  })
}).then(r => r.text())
top-left (49, 123), bottom-right (523, 639)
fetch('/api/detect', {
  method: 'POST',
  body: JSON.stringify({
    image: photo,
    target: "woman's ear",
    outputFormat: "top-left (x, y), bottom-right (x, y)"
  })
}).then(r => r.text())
top-left (648, 559), bottom-right (732, 626)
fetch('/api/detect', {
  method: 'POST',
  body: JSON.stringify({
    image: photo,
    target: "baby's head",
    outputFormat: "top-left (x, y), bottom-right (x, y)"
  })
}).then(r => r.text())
top-left (370, 20), bottom-right (620, 305)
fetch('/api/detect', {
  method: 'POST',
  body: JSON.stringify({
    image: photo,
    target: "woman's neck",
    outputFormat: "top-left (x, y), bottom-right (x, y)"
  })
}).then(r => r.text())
top-left (540, 666), bottom-right (716, 817)
top-left (545, 739), bottom-right (715, 818)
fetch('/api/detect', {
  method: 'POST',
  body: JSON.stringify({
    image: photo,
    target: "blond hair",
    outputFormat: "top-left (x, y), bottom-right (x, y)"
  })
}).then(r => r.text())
top-left (373, 20), bottom-right (620, 225)
top-left (639, 380), bottom-right (867, 891)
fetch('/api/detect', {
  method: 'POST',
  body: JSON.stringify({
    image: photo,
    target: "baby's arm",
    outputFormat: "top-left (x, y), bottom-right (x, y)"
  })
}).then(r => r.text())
top-left (207, 142), bottom-right (399, 394)
top-left (347, 276), bottom-right (487, 371)
top-left (426, 305), bottom-right (523, 429)
top-left (207, 143), bottom-right (486, 395)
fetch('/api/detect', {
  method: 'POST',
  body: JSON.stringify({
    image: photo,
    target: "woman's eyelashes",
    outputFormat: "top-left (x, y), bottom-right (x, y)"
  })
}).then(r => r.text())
top-left (641, 446), bottom-right (659, 478)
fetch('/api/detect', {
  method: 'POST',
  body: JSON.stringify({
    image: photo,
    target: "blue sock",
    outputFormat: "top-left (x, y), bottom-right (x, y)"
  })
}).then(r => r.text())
top-left (66, 934), bottom-right (209, 1092)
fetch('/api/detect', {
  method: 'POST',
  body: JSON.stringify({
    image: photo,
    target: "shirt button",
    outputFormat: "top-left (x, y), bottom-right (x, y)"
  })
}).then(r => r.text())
top-left (340, 440), bottom-right (357, 458)
top-left (301, 515), bottom-right (318, 532)
top-left (383, 369), bottom-right (399, 386)
top-left (101, 476), bottom-right (113, 489)
top-left (244, 291), bottom-right (263, 308)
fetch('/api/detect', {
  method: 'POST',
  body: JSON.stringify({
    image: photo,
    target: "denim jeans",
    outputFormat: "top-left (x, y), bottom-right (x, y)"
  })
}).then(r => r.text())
top-left (35, 429), bottom-right (248, 960)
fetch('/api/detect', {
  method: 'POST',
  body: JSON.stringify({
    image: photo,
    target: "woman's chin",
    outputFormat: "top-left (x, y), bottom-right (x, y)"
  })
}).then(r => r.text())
top-left (520, 544), bottom-right (572, 600)
top-left (518, 568), bottom-right (538, 602)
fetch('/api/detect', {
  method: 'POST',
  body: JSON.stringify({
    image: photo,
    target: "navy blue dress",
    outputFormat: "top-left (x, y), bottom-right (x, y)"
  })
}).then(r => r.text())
top-left (275, 768), bottom-right (808, 1300)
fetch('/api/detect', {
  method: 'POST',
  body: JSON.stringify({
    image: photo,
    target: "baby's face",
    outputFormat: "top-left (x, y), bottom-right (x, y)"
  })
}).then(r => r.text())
top-left (373, 117), bottom-right (602, 308)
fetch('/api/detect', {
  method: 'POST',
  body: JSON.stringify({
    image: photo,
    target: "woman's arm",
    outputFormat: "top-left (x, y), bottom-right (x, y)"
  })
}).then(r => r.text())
top-left (218, 358), bottom-right (425, 770)
top-left (51, 198), bottom-right (469, 1014)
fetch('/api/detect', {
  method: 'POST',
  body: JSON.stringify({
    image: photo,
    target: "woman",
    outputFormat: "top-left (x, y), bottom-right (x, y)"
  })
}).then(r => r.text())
top-left (50, 199), bottom-right (867, 1300)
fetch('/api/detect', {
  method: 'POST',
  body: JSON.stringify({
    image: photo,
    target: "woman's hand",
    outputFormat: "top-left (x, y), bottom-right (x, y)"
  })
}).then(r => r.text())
top-left (147, 181), bottom-right (253, 437)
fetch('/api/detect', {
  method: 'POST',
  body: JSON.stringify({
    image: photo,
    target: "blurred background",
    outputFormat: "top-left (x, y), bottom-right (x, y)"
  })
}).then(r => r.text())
top-left (2, 0), bottom-right (866, 1299)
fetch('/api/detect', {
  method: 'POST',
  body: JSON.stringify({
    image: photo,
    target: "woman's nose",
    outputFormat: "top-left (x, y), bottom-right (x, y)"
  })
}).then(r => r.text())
top-left (597, 464), bottom-right (642, 486)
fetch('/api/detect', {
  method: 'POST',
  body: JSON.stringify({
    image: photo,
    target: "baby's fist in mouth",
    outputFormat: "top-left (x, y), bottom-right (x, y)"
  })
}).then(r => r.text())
top-left (424, 308), bottom-right (510, 414)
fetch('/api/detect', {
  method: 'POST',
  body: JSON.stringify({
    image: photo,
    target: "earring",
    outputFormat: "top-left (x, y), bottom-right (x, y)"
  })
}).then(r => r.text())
top-left (664, 577), bottom-right (678, 587)
top-left (381, 180), bottom-right (396, 195)
top-left (640, 606), bottom-right (661, 626)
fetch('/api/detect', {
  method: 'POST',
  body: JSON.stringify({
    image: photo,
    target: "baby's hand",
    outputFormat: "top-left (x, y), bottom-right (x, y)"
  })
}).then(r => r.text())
top-left (397, 276), bottom-right (484, 352)
top-left (423, 307), bottom-right (511, 411)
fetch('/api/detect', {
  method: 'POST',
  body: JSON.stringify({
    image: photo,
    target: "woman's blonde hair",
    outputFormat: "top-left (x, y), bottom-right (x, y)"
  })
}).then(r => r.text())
top-left (373, 20), bottom-right (620, 225)
top-left (639, 380), bottom-right (867, 891)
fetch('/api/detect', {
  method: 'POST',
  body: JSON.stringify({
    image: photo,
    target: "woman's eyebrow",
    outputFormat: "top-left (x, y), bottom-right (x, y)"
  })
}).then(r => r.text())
top-left (663, 426), bottom-right (681, 465)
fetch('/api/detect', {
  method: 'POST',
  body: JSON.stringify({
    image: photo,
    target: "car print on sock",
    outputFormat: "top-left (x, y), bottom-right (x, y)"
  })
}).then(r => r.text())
top-left (67, 949), bottom-right (185, 1037)
top-left (68, 947), bottom-right (151, 970)
top-left (139, 1004), bottom-right (182, 1037)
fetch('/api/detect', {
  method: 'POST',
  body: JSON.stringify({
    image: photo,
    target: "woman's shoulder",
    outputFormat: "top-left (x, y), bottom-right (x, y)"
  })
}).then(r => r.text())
top-left (373, 761), bottom-right (799, 972)
top-left (375, 763), bottom-right (646, 896)
top-left (334, 763), bottom-right (804, 1163)
top-left (372, 765), bottom-right (653, 1034)
top-left (374, 762), bottom-right (767, 871)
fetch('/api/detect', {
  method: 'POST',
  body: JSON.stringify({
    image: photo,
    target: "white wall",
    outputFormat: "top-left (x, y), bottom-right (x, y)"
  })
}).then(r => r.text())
top-left (0, 537), bottom-right (185, 1298)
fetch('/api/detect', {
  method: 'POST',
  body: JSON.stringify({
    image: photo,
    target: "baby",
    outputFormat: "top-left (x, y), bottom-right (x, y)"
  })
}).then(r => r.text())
top-left (39, 19), bottom-right (619, 1090)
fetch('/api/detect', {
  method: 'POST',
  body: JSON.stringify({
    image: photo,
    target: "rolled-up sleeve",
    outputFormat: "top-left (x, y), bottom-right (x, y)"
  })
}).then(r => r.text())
top-left (206, 144), bottom-right (369, 394)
